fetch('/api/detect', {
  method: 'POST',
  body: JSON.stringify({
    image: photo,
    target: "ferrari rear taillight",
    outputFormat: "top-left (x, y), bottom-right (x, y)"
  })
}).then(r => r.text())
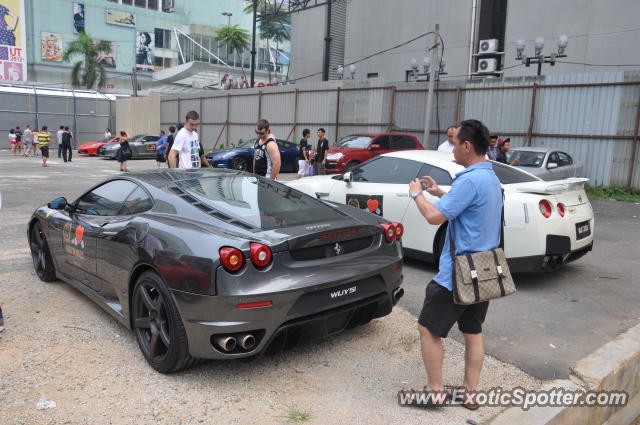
top-left (557, 203), bottom-right (565, 217)
top-left (393, 222), bottom-right (404, 240)
top-left (381, 223), bottom-right (396, 242)
top-left (249, 243), bottom-right (272, 268)
top-left (219, 247), bottom-right (244, 272)
top-left (538, 200), bottom-right (552, 218)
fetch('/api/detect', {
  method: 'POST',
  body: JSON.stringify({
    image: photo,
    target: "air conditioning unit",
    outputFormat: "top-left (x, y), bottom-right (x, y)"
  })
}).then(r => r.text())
top-left (162, 0), bottom-right (175, 12)
top-left (478, 39), bottom-right (499, 54)
top-left (477, 58), bottom-right (498, 73)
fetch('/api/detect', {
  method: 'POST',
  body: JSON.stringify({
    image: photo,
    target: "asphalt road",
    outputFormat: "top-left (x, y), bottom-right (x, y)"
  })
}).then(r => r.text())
top-left (1, 151), bottom-right (638, 382)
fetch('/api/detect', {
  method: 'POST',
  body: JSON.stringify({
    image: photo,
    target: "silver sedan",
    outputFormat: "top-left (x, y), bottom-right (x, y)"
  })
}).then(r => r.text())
top-left (509, 147), bottom-right (584, 180)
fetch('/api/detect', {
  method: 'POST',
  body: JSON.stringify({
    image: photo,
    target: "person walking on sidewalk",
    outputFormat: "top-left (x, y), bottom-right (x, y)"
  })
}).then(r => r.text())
top-left (56, 125), bottom-right (64, 158)
top-left (38, 126), bottom-right (51, 167)
top-left (8, 128), bottom-right (17, 155)
top-left (312, 128), bottom-right (329, 176)
top-left (402, 119), bottom-right (502, 410)
top-left (61, 126), bottom-right (73, 162)
top-left (169, 111), bottom-right (201, 170)
top-left (165, 126), bottom-right (176, 167)
top-left (155, 130), bottom-right (168, 168)
top-left (252, 118), bottom-right (281, 179)
top-left (117, 131), bottom-right (131, 172)
top-left (297, 129), bottom-right (311, 178)
top-left (22, 125), bottom-right (33, 156)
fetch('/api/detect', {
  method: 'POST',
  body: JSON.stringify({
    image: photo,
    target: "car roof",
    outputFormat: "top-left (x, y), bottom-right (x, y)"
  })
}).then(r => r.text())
top-left (348, 133), bottom-right (415, 137)
top-left (382, 150), bottom-right (462, 172)
top-left (510, 146), bottom-right (553, 153)
top-left (123, 168), bottom-right (245, 188)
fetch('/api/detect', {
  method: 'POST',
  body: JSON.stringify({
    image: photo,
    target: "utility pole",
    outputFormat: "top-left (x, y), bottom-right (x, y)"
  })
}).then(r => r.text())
top-left (250, 0), bottom-right (258, 88)
top-left (423, 23), bottom-right (439, 149)
top-left (322, 0), bottom-right (333, 81)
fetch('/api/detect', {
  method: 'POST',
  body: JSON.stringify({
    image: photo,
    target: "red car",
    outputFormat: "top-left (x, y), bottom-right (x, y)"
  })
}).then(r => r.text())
top-left (77, 136), bottom-right (120, 156)
top-left (323, 133), bottom-right (424, 174)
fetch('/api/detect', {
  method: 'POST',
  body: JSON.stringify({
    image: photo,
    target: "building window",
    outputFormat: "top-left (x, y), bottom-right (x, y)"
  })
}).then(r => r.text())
top-left (122, 0), bottom-right (133, 5)
top-left (155, 28), bottom-right (164, 48)
top-left (135, 0), bottom-right (145, 7)
top-left (147, 0), bottom-right (158, 10)
top-left (367, 73), bottom-right (379, 78)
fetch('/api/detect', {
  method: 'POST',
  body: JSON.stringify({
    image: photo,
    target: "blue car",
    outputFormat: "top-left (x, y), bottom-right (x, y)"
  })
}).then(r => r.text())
top-left (205, 138), bottom-right (301, 172)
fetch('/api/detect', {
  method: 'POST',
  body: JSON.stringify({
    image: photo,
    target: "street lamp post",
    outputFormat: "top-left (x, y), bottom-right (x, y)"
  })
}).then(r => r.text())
top-left (222, 12), bottom-right (233, 27)
top-left (222, 12), bottom-right (233, 63)
top-left (515, 35), bottom-right (568, 76)
top-left (250, 0), bottom-right (257, 87)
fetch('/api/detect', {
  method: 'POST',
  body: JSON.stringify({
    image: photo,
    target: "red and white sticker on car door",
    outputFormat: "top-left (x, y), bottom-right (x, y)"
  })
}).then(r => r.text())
top-left (346, 194), bottom-right (383, 216)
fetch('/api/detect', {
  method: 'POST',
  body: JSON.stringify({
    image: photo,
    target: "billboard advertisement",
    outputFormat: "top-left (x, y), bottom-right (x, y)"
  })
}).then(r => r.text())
top-left (135, 31), bottom-right (154, 72)
top-left (106, 9), bottom-right (136, 28)
top-left (0, 0), bottom-right (27, 82)
top-left (41, 32), bottom-right (63, 62)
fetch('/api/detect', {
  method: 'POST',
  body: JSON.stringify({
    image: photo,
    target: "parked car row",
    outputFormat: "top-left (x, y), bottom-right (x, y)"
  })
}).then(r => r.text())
top-left (76, 133), bottom-right (585, 183)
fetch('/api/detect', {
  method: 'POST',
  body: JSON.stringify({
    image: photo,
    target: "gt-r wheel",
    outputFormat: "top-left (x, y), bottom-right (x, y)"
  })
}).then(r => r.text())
top-left (230, 156), bottom-right (248, 171)
top-left (29, 221), bottom-right (56, 282)
top-left (132, 271), bottom-right (197, 373)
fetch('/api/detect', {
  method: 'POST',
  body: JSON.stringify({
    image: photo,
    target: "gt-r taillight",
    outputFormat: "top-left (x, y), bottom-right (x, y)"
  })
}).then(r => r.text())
top-left (381, 223), bottom-right (396, 242)
top-left (557, 203), bottom-right (565, 217)
top-left (219, 247), bottom-right (244, 272)
top-left (538, 200), bottom-right (552, 218)
top-left (249, 243), bottom-right (272, 268)
top-left (393, 222), bottom-right (404, 240)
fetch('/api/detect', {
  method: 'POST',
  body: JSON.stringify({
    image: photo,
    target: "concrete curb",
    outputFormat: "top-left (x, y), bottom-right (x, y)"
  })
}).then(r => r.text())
top-left (489, 322), bottom-right (640, 425)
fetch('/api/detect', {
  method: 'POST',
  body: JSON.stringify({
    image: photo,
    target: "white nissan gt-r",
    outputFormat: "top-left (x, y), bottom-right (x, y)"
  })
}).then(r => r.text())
top-left (287, 151), bottom-right (594, 273)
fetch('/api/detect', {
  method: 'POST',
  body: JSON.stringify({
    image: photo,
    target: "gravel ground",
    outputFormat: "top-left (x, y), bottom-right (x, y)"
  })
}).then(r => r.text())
top-left (0, 153), bottom-right (540, 424)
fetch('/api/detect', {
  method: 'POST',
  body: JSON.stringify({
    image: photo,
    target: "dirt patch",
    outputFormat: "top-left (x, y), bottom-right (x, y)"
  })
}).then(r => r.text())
top-left (0, 257), bottom-right (539, 425)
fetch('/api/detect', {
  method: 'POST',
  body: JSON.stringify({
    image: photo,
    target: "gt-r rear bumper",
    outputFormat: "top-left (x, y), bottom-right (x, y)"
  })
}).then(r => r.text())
top-left (170, 246), bottom-right (403, 360)
top-left (508, 240), bottom-right (594, 273)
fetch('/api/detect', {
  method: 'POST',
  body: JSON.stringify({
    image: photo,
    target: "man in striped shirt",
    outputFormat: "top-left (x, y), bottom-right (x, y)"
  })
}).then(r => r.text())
top-left (38, 126), bottom-right (51, 167)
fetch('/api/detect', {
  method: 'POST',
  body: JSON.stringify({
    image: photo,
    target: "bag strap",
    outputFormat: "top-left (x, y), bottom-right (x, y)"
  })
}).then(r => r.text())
top-left (500, 188), bottom-right (505, 249)
top-left (465, 254), bottom-right (481, 303)
top-left (491, 249), bottom-right (507, 296)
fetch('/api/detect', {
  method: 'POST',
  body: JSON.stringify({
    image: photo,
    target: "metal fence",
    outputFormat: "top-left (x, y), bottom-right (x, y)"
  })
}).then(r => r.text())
top-left (161, 71), bottom-right (640, 190)
top-left (0, 84), bottom-right (116, 149)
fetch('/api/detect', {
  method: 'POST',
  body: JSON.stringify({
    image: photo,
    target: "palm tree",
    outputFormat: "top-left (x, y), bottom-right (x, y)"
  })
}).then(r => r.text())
top-left (63, 32), bottom-right (112, 90)
top-left (244, 0), bottom-right (291, 82)
top-left (215, 24), bottom-right (251, 82)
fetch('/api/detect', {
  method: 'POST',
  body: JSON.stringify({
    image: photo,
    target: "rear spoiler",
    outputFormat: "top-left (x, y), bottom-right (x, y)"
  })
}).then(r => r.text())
top-left (515, 177), bottom-right (589, 195)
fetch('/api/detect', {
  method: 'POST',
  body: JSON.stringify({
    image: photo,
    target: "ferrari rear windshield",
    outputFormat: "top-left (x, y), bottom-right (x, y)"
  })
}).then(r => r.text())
top-left (176, 176), bottom-right (346, 230)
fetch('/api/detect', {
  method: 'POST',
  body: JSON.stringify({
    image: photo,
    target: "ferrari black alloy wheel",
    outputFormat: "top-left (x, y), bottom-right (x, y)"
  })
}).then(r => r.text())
top-left (132, 271), bottom-right (197, 373)
top-left (29, 221), bottom-right (56, 282)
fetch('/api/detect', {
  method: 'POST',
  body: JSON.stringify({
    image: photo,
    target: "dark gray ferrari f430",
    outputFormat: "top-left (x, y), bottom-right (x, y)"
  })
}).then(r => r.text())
top-left (28, 169), bottom-right (405, 373)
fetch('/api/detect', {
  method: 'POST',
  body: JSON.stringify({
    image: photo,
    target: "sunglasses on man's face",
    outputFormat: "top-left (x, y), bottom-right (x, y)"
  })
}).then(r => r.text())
top-left (255, 130), bottom-right (266, 136)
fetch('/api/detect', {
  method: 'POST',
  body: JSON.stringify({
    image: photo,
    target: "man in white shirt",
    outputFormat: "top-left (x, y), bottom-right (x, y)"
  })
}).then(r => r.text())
top-left (169, 111), bottom-right (201, 169)
top-left (437, 126), bottom-right (456, 152)
top-left (56, 126), bottom-right (64, 158)
top-left (104, 128), bottom-right (112, 138)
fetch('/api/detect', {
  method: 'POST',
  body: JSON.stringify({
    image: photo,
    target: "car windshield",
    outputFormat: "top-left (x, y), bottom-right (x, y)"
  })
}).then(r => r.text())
top-left (176, 176), bottom-right (346, 230)
top-left (99, 137), bottom-right (112, 143)
top-left (510, 150), bottom-right (545, 167)
top-left (236, 139), bottom-right (257, 149)
top-left (491, 162), bottom-right (540, 184)
top-left (335, 135), bottom-right (373, 149)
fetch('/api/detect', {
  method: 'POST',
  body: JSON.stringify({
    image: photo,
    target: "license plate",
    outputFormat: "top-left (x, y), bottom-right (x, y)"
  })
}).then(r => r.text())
top-left (576, 221), bottom-right (591, 240)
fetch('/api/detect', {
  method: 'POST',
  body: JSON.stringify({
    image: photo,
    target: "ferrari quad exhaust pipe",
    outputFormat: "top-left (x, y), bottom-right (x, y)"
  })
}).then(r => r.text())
top-left (238, 333), bottom-right (256, 351)
top-left (213, 335), bottom-right (237, 352)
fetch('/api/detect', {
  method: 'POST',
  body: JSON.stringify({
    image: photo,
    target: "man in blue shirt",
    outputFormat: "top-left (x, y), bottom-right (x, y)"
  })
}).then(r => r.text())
top-left (156, 130), bottom-right (168, 168)
top-left (406, 119), bottom-right (502, 408)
